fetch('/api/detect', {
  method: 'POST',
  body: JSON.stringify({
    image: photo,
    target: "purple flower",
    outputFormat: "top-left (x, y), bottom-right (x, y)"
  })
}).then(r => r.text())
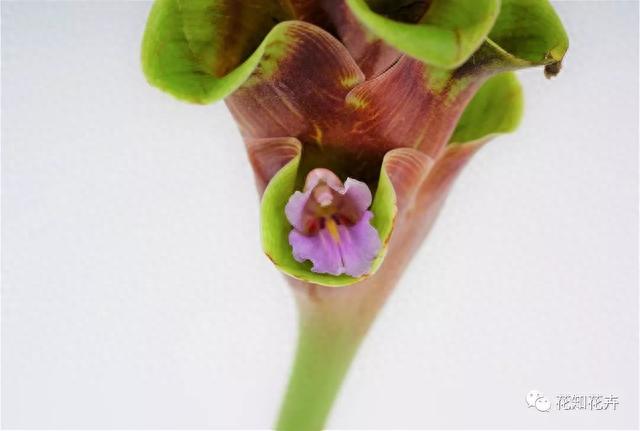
top-left (285, 168), bottom-right (381, 277)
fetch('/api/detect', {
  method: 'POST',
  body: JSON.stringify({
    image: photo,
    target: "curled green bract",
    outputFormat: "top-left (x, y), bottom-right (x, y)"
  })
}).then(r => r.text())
top-left (346, 0), bottom-right (501, 69)
top-left (260, 150), bottom-right (396, 287)
top-left (142, 0), bottom-right (568, 106)
top-left (141, 0), bottom-right (294, 104)
top-left (453, 0), bottom-right (570, 77)
top-left (450, 72), bottom-right (524, 145)
top-left (487, 0), bottom-right (569, 74)
top-left (347, 0), bottom-right (568, 74)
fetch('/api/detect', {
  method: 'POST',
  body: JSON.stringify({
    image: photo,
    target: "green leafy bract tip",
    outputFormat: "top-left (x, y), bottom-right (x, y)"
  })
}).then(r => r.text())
top-left (143, 0), bottom-right (568, 103)
top-left (450, 72), bottom-right (523, 144)
top-left (348, 0), bottom-right (568, 76)
top-left (260, 152), bottom-right (397, 287)
top-left (346, 0), bottom-right (500, 69)
top-left (482, 0), bottom-right (569, 75)
top-left (141, 0), bottom-right (293, 104)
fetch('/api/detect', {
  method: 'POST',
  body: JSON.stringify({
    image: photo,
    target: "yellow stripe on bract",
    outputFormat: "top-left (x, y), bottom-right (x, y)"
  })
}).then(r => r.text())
top-left (340, 73), bottom-right (362, 88)
top-left (310, 123), bottom-right (323, 145)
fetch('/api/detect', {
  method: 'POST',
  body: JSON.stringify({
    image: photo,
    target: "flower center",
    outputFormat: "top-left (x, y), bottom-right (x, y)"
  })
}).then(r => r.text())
top-left (284, 168), bottom-right (382, 277)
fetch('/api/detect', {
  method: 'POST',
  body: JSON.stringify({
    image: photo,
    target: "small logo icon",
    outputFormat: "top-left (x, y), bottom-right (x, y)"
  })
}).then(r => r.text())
top-left (526, 390), bottom-right (551, 412)
top-left (535, 396), bottom-right (551, 412)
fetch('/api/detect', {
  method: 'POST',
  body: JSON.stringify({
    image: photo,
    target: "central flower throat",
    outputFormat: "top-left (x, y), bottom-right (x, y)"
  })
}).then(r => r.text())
top-left (285, 168), bottom-right (381, 277)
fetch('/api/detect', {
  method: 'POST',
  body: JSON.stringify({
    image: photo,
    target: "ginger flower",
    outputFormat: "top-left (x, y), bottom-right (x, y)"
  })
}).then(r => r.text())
top-left (140, 0), bottom-right (568, 429)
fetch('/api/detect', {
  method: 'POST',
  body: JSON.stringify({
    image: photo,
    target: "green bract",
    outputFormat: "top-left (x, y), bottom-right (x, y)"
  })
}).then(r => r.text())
top-left (346, 0), bottom-right (500, 68)
top-left (260, 150), bottom-right (397, 287)
top-left (347, 0), bottom-right (568, 73)
top-left (141, 0), bottom-right (294, 103)
top-left (142, 0), bottom-right (568, 105)
top-left (450, 72), bottom-right (524, 144)
top-left (486, 0), bottom-right (569, 74)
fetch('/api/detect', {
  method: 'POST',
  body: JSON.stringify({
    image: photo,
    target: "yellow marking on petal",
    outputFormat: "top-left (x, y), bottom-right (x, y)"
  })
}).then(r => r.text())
top-left (325, 218), bottom-right (341, 243)
top-left (310, 123), bottom-right (323, 145)
top-left (347, 94), bottom-right (369, 110)
top-left (340, 74), bottom-right (361, 88)
top-left (411, 128), bottom-right (427, 149)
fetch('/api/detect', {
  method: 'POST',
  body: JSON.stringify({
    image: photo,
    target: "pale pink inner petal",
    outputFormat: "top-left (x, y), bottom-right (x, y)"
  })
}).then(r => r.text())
top-left (285, 190), bottom-right (313, 232)
top-left (304, 168), bottom-right (343, 192)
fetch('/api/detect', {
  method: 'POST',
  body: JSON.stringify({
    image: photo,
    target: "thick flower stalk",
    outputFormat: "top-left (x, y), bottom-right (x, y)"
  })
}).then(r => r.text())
top-left (141, 0), bottom-right (568, 429)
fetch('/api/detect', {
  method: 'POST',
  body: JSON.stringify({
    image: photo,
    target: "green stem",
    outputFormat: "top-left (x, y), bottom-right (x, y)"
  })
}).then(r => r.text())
top-left (274, 212), bottom-right (414, 430)
top-left (275, 298), bottom-right (369, 431)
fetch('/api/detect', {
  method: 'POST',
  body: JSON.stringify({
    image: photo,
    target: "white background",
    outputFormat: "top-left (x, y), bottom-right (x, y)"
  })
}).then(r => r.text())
top-left (1, 1), bottom-right (638, 429)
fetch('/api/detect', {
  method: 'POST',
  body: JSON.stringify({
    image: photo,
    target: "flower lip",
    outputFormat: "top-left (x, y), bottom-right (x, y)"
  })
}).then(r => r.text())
top-left (285, 168), bottom-right (381, 277)
top-left (287, 168), bottom-right (370, 234)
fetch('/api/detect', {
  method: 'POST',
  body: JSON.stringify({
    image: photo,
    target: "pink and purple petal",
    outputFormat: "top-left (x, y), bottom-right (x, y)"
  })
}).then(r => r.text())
top-left (289, 228), bottom-right (344, 276)
top-left (288, 211), bottom-right (380, 277)
top-left (342, 178), bottom-right (373, 217)
top-left (336, 211), bottom-right (381, 277)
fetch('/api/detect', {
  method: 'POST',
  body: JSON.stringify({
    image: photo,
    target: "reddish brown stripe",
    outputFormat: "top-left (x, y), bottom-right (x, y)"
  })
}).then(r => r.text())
top-left (382, 148), bottom-right (433, 213)
top-left (246, 137), bottom-right (302, 195)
